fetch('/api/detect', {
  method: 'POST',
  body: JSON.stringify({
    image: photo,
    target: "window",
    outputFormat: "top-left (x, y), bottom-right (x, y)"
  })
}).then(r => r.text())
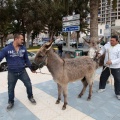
top-left (100, 29), bottom-right (102, 34)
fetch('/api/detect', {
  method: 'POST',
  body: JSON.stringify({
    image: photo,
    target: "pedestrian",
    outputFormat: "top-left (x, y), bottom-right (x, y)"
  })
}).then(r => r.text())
top-left (0, 33), bottom-right (36, 110)
top-left (57, 44), bottom-right (63, 57)
top-left (97, 35), bottom-right (120, 100)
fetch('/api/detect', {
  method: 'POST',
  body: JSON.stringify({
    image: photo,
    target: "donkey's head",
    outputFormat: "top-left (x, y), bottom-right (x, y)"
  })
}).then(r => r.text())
top-left (83, 37), bottom-right (104, 59)
top-left (88, 42), bottom-right (100, 59)
top-left (82, 37), bottom-right (104, 68)
top-left (32, 40), bottom-right (54, 69)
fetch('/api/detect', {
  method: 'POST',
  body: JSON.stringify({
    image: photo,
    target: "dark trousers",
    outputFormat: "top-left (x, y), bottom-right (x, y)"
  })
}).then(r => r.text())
top-left (8, 69), bottom-right (33, 103)
top-left (99, 66), bottom-right (120, 95)
top-left (58, 51), bottom-right (62, 57)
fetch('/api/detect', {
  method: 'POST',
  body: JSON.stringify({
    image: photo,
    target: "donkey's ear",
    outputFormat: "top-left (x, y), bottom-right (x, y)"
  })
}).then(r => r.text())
top-left (45, 39), bottom-right (54, 51)
top-left (82, 37), bottom-right (90, 47)
top-left (97, 36), bottom-right (104, 44)
top-left (82, 37), bottom-right (90, 44)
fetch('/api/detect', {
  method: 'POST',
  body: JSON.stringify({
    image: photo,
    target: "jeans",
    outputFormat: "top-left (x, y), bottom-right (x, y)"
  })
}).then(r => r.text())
top-left (8, 69), bottom-right (33, 103)
top-left (99, 66), bottom-right (120, 95)
top-left (58, 51), bottom-right (62, 57)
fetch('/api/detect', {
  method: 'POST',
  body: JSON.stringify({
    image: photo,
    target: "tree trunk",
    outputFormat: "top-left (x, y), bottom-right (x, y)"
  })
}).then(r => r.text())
top-left (0, 37), bottom-right (4, 48)
top-left (90, 0), bottom-right (99, 44)
top-left (21, 19), bottom-right (26, 45)
top-left (0, 35), bottom-right (6, 48)
top-left (26, 31), bottom-right (31, 48)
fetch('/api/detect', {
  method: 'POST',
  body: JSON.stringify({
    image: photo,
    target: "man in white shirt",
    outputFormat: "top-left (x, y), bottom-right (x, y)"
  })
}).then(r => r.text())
top-left (97, 35), bottom-right (120, 100)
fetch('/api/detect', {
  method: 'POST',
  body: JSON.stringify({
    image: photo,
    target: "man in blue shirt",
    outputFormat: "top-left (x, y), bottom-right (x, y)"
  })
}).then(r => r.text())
top-left (0, 33), bottom-right (36, 110)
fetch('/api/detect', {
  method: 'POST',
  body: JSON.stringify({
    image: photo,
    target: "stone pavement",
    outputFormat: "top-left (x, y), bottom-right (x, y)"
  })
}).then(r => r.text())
top-left (0, 67), bottom-right (120, 120)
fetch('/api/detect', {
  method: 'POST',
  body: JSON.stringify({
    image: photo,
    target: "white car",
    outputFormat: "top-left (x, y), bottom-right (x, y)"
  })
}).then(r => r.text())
top-left (0, 51), bottom-right (36, 71)
top-left (53, 40), bottom-right (66, 46)
top-left (69, 40), bottom-right (77, 47)
top-left (5, 39), bottom-right (14, 46)
top-left (37, 41), bottom-right (46, 46)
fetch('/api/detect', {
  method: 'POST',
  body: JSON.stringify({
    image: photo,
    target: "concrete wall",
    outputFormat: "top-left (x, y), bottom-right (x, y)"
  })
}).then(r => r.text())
top-left (115, 19), bottom-right (120, 26)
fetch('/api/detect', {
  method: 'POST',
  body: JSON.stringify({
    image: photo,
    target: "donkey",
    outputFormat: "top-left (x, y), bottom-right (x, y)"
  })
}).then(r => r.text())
top-left (33, 40), bottom-right (99, 110)
top-left (83, 36), bottom-right (105, 67)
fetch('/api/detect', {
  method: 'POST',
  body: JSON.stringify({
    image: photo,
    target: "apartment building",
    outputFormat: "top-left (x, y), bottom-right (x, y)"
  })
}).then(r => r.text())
top-left (81, 0), bottom-right (120, 38)
top-left (98, 0), bottom-right (120, 36)
top-left (99, 0), bottom-right (120, 26)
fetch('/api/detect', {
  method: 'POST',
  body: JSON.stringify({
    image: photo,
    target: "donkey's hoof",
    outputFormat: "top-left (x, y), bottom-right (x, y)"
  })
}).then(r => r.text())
top-left (56, 100), bottom-right (60, 104)
top-left (78, 94), bottom-right (82, 98)
top-left (87, 98), bottom-right (91, 101)
top-left (62, 106), bottom-right (66, 110)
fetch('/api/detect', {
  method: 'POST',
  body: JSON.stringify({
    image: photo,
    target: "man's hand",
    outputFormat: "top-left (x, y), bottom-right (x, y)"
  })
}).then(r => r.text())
top-left (97, 53), bottom-right (101, 58)
top-left (106, 60), bottom-right (112, 65)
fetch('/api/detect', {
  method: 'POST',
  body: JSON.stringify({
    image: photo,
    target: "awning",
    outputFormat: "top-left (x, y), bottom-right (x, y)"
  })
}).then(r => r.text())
top-left (111, 26), bottom-right (120, 34)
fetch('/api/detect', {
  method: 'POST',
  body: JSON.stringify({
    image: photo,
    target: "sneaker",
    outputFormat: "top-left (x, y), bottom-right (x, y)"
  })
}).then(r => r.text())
top-left (116, 95), bottom-right (120, 100)
top-left (97, 89), bottom-right (106, 93)
top-left (7, 103), bottom-right (14, 110)
top-left (29, 97), bottom-right (36, 104)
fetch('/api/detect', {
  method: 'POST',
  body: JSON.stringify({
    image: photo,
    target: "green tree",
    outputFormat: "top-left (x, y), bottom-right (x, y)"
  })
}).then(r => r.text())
top-left (0, 0), bottom-right (14, 47)
top-left (14, 0), bottom-right (47, 48)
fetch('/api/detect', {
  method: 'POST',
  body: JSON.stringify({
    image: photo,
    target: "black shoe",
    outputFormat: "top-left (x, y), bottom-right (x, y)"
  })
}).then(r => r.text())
top-left (7, 103), bottom-right (14, 110)
top-left (29, 97), bottom-right (36, 104)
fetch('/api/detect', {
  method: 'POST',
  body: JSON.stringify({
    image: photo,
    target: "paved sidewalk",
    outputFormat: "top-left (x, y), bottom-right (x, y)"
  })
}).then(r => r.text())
top-left (0, 67), bottom-right (120, 120)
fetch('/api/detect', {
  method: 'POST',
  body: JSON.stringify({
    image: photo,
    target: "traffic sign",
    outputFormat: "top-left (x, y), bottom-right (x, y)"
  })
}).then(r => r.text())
top-left (63, 20), bottom-right (80, 27)
top-left (62, 26), bottom-right (80, 32)
top-left (62, 14), bottom-right (80, 22)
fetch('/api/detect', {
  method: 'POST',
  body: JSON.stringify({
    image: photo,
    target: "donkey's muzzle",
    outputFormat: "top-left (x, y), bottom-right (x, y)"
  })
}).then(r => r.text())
top-left (31, 62), bottom-right (39, 71)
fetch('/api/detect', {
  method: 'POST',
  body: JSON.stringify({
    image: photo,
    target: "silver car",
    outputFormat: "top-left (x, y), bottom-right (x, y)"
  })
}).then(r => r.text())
top-left (37, 41), bottom-right (46, 46)
top-left (0, 51), bottom-right (36, 71)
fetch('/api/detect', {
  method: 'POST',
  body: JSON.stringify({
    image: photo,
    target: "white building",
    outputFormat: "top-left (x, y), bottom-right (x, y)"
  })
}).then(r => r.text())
top-left (99, 0), bottom-right (120, 26)
top-left (81, 0), bottom-right (120, 39)
top-left (99, 0), bottom-right (120, 35)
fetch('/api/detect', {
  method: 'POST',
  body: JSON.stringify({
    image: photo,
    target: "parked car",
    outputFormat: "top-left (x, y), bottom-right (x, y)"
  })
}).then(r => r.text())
top-left (0, 51), bottom-right (36, 71)
top-left (69, 40), bottom-right (77, 47)
top-left (53, 39), bottom-right (66, 46)
top-left (5, 39), bottom-right (14, 46)
top-left (37, 41), bottom-right (46, 46)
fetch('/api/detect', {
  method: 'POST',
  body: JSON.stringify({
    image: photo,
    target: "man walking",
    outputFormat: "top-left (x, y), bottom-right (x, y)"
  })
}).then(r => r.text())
top-left (0, 33), bottom-right (36, 110)
top-left (97, 35), bottom-right (120, 100)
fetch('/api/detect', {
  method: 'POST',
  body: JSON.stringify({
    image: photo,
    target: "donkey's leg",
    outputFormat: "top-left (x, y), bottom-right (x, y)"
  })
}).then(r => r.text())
top-left (86, 73), bottom-right (94, 100)
top-left (62, 85), bottom-right (68, 110)
top-left (56, 83), bottom-right (62, 104)
top-left (87, 83), bottom-right (93, 101)
top-left (78, 77), bottom-right (88, 98)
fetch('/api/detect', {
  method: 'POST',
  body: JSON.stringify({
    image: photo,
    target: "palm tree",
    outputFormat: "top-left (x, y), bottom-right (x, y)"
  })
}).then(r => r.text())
top-left (90, 0), bottom-right (117, 44)
top-left (90, 0), bottom-right (99, 45)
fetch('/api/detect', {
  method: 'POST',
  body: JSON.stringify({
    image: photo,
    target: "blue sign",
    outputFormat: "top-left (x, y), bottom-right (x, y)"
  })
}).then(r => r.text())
top-left (62, 26), bottom-right (80, 32)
